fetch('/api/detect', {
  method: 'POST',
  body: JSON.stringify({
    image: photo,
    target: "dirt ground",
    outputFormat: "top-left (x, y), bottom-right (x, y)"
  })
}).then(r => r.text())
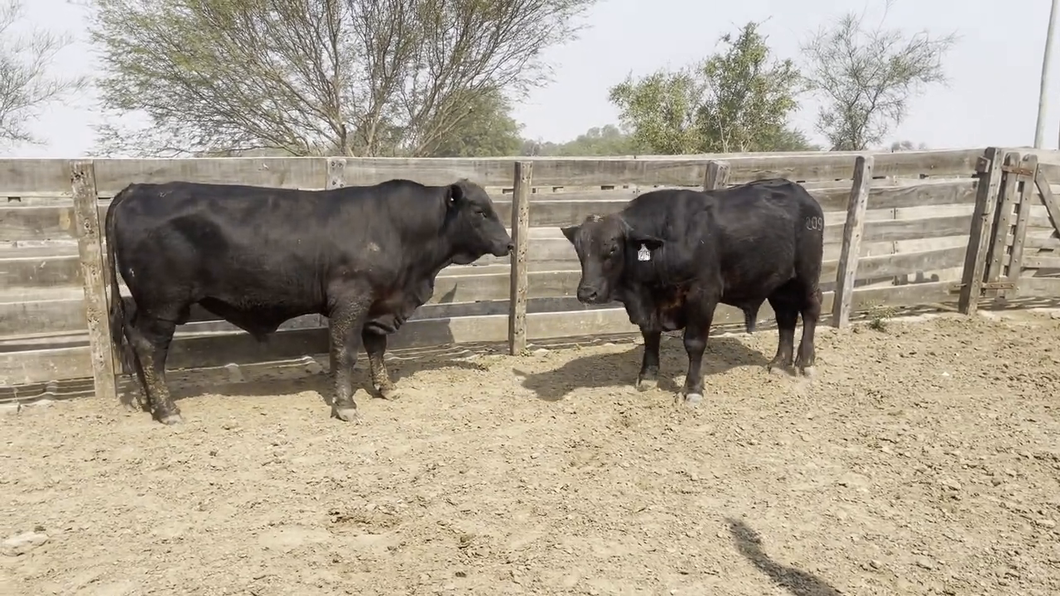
top-left (2, 309), bottom-right (1059, 596)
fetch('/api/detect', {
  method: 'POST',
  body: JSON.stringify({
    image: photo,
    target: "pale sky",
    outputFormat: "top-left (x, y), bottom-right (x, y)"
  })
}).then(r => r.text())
top-left (7, 0), bottom-right (1059, 157)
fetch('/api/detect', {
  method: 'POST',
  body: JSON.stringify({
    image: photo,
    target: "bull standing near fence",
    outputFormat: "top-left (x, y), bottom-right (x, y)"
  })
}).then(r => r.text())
top-left (105, 178), bottom-right (513, 425)
top-left (561, 178), bottom-right (825, 406)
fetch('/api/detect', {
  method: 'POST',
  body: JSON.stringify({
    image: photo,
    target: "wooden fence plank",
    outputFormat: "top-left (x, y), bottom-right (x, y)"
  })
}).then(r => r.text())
top-left (0, 159), bottom-right (72, 194)
top-left (958, 148), bottom-right (1004, 314)
top-left (1007, 155), bottom-right (1040, 284)
top-left (92, 158), bottom-right (330, 194)
top-left (508, 161), bottom-right (532, 355)
top-left (984, 152), bottom-right (1022, 290)
top-left (0, 205), bottom-right (76, 241)
top-left (833, 155), bottom-right (873, 328)
top-left (1034, 163), bottom-right (1060, 236)
top-left (70, 160), bottom-right (117, 404)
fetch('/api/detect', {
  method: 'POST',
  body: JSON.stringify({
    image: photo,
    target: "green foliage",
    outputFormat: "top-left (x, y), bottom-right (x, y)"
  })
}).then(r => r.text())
top-left (607, 21), bottom-right (815, 155)
top-left (427, 89), bottom-right (523, 157)
top-left (523, 124), bottom-right (640, 156)
top-left (801, 5), bottom-right (956, 151)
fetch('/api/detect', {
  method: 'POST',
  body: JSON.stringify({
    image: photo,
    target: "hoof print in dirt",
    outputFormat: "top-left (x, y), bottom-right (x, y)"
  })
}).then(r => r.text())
top-left (635, 377), bottom-right (658, 391)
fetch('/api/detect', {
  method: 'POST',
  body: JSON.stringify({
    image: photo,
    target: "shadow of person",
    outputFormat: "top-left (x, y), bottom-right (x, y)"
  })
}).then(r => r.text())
top-left (725, 517), bottom-right (843, 596)
top-left (516, 335), bottom-right (769, 402)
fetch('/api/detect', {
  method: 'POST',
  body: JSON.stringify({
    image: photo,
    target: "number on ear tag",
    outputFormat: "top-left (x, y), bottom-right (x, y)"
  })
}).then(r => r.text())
top-left (637, 244), bottom-right (651, 261)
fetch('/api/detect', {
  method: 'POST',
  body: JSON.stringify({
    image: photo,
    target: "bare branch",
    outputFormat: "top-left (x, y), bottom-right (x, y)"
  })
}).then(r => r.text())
top-left (91, 0), bottom-right (598, 157)
top-left (800, 8), bottom-right (956, 150)
top-left (0, 0), bottom-right (89, 147)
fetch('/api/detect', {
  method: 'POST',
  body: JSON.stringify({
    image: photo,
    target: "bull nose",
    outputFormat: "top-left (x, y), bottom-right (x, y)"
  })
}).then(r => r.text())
top-left (576, 287), bottom-right (599, 303)
top-left (506, 241), bottom-right (515, 253)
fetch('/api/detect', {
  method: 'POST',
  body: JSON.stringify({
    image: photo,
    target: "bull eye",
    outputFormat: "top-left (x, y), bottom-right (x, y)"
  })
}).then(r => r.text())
top-left (476, 210), bottom-right (487, 219)
top-left (607, 246), bottom-right (617, 257)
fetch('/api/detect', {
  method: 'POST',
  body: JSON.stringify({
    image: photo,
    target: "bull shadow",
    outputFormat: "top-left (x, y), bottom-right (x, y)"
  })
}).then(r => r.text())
top-left (725, 517), bottom-right (842, 596)
top-left (516, 334), bottom-right (769, 402)
top-left (126, 343), bottom-right (496, 407)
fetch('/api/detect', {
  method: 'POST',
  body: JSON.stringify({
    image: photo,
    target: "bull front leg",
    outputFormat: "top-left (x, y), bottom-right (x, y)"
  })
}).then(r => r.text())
top-left (327, 292), bottom-right (372, 422)
top-left (678, 300), bottom-right (718, 407)
top-left (635, 327), bottom-right (662, 390)
top-left (362, 329), bottom-right (403, 400)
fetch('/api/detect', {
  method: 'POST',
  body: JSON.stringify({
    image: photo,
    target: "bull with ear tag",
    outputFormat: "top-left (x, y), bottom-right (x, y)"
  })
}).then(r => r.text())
top-left (562, 179), bottom-right (825, 407)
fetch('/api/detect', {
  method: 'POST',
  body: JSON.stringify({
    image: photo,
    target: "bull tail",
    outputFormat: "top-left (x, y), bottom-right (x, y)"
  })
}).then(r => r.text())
top-left (105, 185), bottom-right (134, 376)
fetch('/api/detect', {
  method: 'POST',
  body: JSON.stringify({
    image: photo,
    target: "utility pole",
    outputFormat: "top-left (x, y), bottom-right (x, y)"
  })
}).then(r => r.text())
top-left (1036, 0), bottom-right (1059, 148)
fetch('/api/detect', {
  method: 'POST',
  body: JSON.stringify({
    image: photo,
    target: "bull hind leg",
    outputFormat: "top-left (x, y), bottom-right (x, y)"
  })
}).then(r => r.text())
top-left (794, 285), bottom-right (823, 378)
top-left (767, 288), bottom-right (801, 375)
top-left (362, 330), bottom-right (403, 400)
top-left (635, 328), bottom-right (662, 391)
top-left (125, 313), bottom-right (180, 424)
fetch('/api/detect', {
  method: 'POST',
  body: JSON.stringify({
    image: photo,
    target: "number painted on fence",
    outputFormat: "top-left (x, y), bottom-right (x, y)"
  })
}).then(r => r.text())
top-left (804, 216), bottom-right (824, 231)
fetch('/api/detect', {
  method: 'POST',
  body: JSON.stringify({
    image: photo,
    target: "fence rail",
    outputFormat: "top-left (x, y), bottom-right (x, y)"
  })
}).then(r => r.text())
top-left (0, 146), bottom-right (1056, 404)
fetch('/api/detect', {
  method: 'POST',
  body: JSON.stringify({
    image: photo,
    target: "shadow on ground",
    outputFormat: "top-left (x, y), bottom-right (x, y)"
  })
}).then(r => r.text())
top-left (726, 517), bottom-right (842, 596)
top-left (516, 335), bottom-right (770, 402)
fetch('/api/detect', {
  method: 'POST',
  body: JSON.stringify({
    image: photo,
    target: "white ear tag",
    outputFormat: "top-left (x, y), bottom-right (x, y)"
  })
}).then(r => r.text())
top-left (637, 244), bottom-right (651, 261)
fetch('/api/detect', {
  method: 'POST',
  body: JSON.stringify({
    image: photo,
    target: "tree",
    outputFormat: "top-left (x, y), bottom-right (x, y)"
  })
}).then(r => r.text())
top-left (0, 0), bottom-right (88, 146)
top-left (428, 89), bottom-right (523, 157)
top-left (889, 139), bottom-right (928, 152)
top-left (90, 0), bottom-right (598, 157)
top-left (608, 21), bottom-right (813, 155)
top-left (698, 21), bottom-right (806, 153)
top-left (800, 4), bottom-right (956, 151)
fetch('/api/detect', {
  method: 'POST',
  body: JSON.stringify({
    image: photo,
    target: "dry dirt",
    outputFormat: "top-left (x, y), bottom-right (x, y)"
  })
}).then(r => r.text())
top-left (2, 310), bottom-right (1060, 596)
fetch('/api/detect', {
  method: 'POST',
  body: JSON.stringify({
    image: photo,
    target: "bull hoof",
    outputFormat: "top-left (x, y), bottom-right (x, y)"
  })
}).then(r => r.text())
top-left (679, 392), bottom-right (704, 407)
top-left (378, 385), bottom-right (404, 401)
top-left (635, 376), bottom-right (658, 391)
top-left (331, 405), bottom-right (359, 422)
top-left (799, 366), bottom-right (817, 379)
top-left (767, 361), bottom-right (793, 377)
top-left (158, 413), bottom-right (184, 426)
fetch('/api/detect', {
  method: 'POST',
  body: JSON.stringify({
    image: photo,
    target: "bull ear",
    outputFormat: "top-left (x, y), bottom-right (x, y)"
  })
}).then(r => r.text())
top-left (561, 224), bottom-right (580, 245)
top-left (628, 230), bottom-right (663, 250)
top-left (447, 183), bottom-right (465, 206)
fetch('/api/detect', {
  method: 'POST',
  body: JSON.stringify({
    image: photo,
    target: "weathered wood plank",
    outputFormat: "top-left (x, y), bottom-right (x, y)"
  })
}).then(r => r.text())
top-left (0, 159), bottom-right (72, 194)
top-left (833, 155), bottom-right (873, 328)
top-left (959, 148), bottom-right (1004, 314)
top-left (1006, 155), bottom-right (1038, 288)
top-left (984, 152), bottom-right (1022, 288)
top-left (92, 158), bottom-right (330, 195)
top-left (1018, 276), bottom-right (1060, 298)
top-left (509, 161), bottom-right (532, 355)
top-left (1034, 163), bottom-right (1060, 236)
top-left (9, 177), bottom-right (974, 237)
top-left (0, 205), bottom-right (76, 241)
top-left (847, 246), bottom-right (967, 281)
top-left (860, 215), bottom-right (973, 243)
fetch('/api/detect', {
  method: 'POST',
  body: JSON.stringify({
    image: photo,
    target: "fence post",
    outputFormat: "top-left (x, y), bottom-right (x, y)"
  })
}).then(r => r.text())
top-left (508, 161), bottom-right (532, 355)
top-left (958, 147), bottom-right (1004, 315)
top-left (702, 160), bottom-right (731, 190)
top-left (71, 160), bottom-right (118, 405)
top-left (831, 155), bottom-right (874, 328)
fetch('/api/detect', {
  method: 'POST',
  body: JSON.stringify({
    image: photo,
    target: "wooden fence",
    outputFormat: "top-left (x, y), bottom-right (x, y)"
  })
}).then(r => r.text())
top-left (1, 146), bottom-right (1058, 405)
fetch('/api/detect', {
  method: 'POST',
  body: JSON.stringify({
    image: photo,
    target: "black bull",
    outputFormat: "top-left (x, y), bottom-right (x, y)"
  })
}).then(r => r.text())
top-left (561, 178), bottom-right (825, 405)
top-left (105, 178), bottom-right (513, 425)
